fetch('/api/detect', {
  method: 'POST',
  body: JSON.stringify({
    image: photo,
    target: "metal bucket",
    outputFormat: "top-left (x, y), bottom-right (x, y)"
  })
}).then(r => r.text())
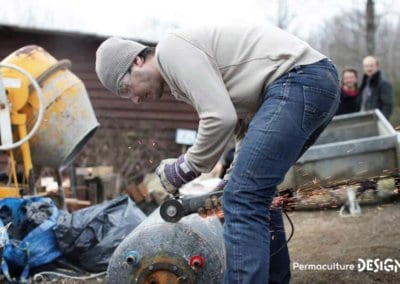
top-left (1, 45), bottom-right (99, 169)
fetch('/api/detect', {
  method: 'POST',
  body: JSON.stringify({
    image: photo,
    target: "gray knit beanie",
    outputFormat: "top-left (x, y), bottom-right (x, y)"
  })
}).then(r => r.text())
top-left (95, 37), bottom-right (147, 96)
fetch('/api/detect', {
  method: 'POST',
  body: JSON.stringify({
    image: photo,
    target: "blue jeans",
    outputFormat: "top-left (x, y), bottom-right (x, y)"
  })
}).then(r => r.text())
top-left (222, 59), bottom-right (340, 284)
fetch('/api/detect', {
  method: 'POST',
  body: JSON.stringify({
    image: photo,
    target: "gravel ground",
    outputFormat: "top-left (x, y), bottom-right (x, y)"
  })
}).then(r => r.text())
top-left (286, 201), bottom-right (400, 284)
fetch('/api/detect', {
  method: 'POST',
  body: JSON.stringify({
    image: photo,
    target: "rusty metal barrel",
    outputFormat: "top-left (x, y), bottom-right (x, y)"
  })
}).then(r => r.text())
top-left (1, 45), bottom-right (99, 169)
top-left (107, 209), bottom-right (225, 284)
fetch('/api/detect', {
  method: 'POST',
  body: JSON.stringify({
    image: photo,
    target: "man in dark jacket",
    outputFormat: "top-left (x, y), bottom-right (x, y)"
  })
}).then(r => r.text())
top-left (358, 56), bottom-right (393, 119)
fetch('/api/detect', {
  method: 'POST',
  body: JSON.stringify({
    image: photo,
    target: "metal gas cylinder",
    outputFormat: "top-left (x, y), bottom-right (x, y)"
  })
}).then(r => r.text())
top-left (107, 209), bottom-right (225, 284)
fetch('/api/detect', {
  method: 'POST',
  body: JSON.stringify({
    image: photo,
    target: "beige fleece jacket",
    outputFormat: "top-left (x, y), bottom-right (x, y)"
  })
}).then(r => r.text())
top-left (156, 24), bottom-right (325, 173)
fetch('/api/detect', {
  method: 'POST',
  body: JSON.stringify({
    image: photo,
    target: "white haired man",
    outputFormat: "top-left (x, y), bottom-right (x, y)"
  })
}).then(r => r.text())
top-left (359, 55), bottom-right (393, 118)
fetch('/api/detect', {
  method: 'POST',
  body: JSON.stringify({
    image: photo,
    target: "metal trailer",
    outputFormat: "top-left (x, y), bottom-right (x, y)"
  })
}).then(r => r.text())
top-left (278, 109), bottom-right (400, 191)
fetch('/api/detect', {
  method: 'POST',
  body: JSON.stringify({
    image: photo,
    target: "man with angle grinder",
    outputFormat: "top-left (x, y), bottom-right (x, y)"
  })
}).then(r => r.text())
top-left (95, 24), bottom-right (340, 284)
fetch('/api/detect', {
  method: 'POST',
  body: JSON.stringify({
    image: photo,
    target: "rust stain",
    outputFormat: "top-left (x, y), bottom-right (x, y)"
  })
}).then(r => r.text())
top-left (144, 270), bottom-right (178, 284)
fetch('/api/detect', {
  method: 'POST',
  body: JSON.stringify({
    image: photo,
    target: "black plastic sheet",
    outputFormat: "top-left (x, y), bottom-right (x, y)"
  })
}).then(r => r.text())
top-left (54, 195), bottom-right (146, 272)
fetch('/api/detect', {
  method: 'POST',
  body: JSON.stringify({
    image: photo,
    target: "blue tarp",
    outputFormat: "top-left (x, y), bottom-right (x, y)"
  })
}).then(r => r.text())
top-left (0, 197), bottom-right (62, 282)
top-left (0, 194), bottom-right (146, 281)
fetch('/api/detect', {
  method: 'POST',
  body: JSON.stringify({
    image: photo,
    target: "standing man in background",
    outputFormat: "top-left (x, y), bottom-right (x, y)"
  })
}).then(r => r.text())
top-left (95, 24), bottom-right (340, 284)
top-left (359, 55), bottom-right (393, 119)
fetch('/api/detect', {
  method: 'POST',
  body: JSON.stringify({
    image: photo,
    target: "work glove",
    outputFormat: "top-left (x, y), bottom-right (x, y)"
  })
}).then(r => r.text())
top-left (156, 154), bottom-right (200, 194)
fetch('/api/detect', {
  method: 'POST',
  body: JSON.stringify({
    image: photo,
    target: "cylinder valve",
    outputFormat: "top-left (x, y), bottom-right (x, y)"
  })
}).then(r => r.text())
top-left (189, 255), bottom-right (205, 269)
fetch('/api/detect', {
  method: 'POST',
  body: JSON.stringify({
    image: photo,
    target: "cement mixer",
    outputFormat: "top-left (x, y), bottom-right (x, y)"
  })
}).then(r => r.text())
top-left (0, 45), bottom-right (99, 197)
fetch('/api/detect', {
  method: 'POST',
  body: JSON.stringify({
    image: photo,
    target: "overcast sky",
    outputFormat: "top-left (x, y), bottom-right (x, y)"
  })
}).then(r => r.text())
top-left (0, 0), bottom-right (398, 41)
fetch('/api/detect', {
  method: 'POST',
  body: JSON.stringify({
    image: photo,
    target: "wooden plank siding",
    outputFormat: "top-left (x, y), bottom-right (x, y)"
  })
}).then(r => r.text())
top-left (0, 25), bottom-right (199, 172)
